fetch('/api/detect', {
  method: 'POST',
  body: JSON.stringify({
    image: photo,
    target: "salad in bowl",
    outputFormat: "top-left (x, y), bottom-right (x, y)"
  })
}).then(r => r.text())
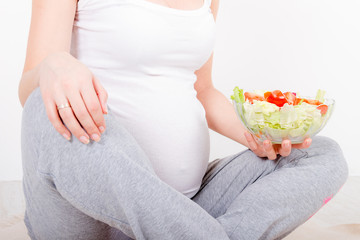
top-left (231, 87), bottom-right (334, 144)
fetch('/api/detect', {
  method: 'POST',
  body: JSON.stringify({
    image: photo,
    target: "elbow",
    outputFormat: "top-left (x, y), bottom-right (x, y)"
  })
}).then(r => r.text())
top-left (18, 80), bottom-right (26, 108)
top-left (195, 85), bottom-right (216, 102)
top-left (18, 68), bottom-right (38, 108)
top-left (18, 88), bottom-right (25, 108)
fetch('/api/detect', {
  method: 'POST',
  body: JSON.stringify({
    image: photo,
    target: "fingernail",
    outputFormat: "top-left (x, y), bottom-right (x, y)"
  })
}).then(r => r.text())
top-left (306, 139), bottom-right (312, 145)
top-left (62, 133), bottom-right (70, 141)
top-left (99, 126), bottom-right (105, 133)
top-left (285, 141), bottom-right (290, 148)
top-left (91, 134), bottom-right (101, 142)
top-left (250, 143), bottom-right (257, 149)
top-left (80, 136), bottom-right (90, 144)
top-left (105, 104), bottom-right (108, 114)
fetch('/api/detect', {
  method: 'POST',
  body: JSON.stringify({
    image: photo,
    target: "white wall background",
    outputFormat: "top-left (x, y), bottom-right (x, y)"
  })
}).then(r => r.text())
top-left (0, 0), bottom-right (359, 181)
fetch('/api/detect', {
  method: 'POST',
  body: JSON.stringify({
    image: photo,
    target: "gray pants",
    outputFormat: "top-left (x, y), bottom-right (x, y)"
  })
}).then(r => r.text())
top-left (21, 87), bottom-right (348, 240)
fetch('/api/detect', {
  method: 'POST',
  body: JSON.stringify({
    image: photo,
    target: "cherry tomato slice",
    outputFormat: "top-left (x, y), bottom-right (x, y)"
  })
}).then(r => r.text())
top-left (244, 92), bottom-right (265, 104)
top-left (264, 91), bottom-right (272, 99)
top-left (294, 98), bottom-right (323, 106)
top-left (284, 92), bottom-right (296, 105)
top-left (294, 98), bottom-right (303, 105)
top-left (264, 90), bottom-right (288, 107)
top-left (305, 99), bottom-right (322, 105)
top-left (317, 105), bottom-right (328, 115)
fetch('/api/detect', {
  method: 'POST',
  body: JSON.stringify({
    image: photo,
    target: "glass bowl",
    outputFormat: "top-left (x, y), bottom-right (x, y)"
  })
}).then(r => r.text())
top-left (233, 98), bottom-right (335, 144)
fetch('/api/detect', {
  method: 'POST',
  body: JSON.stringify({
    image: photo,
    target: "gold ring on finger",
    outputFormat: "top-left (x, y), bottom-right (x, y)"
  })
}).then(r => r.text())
top-left (57, 103), bottom-right (72, 110)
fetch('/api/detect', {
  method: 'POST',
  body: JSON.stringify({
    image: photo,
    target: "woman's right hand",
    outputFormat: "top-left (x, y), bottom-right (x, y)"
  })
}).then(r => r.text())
top-left (38, 51), bottom-right (108, 144)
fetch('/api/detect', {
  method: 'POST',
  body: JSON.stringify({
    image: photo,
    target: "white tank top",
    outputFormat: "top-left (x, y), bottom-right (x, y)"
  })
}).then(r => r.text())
top-left (70, 0), bottom-right (216, 198)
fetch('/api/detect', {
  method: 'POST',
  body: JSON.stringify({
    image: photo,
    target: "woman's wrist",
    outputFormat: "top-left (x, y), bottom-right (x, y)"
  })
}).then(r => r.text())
top-left (199, 87), bottom-right (251, 149)
top-left (18, 51), bottom-right (68, 107)
top-left (39, 51), bottom-right (73, 74)
top-left (222, 123), bottom-right (251, 149)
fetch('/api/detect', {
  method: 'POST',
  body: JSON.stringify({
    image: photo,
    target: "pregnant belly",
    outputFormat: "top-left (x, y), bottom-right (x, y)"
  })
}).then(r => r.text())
top-left (108, 95), bottom-right (211, 198)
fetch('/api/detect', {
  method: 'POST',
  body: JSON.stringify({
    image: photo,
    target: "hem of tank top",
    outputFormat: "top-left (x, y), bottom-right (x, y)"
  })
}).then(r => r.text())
top-left (128, 0), bottom-right (212, 16)
top-left (182, 185), bottom-right (203, 198)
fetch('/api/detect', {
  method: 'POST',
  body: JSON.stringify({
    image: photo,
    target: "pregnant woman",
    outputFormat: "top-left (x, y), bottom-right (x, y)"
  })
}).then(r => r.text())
top-left (19, 0), bottom-right (348, 239)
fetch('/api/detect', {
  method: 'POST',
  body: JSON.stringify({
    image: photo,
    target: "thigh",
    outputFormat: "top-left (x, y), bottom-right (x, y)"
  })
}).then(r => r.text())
top-left (22, 88), bottom-right (133, 239)
top-left (191, 148), bottom-right (308, 218)
top-left (23, 173), bottom-right (113, 240)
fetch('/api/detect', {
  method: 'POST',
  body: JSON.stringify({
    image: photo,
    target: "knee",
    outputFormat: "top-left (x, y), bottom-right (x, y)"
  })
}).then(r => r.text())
top-left (23, 87), bottom-right (44, 114)
top-left (310, 135), bottom-right (342, 154)
top-left (22, 87), bottom-right (50, 132)
top-left (307, 135), bottom-right (349, 191)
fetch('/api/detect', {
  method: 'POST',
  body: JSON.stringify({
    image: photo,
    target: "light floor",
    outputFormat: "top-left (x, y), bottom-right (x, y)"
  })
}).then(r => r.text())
top-left (0, 177), bottom-right (359, 240)
top-left (285, 176), bottom-right (360, 240)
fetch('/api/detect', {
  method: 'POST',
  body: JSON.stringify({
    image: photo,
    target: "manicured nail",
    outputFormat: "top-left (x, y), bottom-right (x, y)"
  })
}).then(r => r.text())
top-left (62, 133), bottom-right (70, 141)
top-left (264, 141), bottom-right (271, 149)
top-left (244, 132), bottom-right (250, 138)
top-left (80, 136), bottom-right (90, 144)
top-left (99, 126), bottom-right (105, 133)
top-left (250, 142), bottom-right (257, 150)
top-left (91, 134), bottom-right (101, 142)
top-left (104, 104), bottom-right (108, 114)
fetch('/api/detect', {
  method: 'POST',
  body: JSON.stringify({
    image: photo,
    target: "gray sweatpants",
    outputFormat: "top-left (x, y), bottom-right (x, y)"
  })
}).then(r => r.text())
top-left (21, 87), bottom-right (348, 240)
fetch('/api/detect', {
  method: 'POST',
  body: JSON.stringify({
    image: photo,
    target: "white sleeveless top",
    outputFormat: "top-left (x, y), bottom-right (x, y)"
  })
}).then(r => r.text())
top-left (70, 0), bottom-right (216, 198)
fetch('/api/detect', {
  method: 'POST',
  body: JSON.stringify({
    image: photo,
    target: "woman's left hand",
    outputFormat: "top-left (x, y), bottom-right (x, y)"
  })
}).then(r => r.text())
top-left (244, 131), bottom-right (312, 160)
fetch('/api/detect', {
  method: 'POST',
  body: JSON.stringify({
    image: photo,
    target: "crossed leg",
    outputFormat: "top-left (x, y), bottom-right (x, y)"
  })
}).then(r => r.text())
top-left (21, 87), bottom-right (229, 240)
top-left (192, 136), bottom-right (348, 240)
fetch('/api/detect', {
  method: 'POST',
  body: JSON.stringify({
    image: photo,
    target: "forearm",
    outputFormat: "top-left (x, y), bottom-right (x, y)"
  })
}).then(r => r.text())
top-left (18, 63), bottom-right (42, 108)
top-left (18, 51), bottom-right (71, 107)
top-left (197, 87), bottom-right (250, 148)
top-left (19, 0), bottom-right (76, 108)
